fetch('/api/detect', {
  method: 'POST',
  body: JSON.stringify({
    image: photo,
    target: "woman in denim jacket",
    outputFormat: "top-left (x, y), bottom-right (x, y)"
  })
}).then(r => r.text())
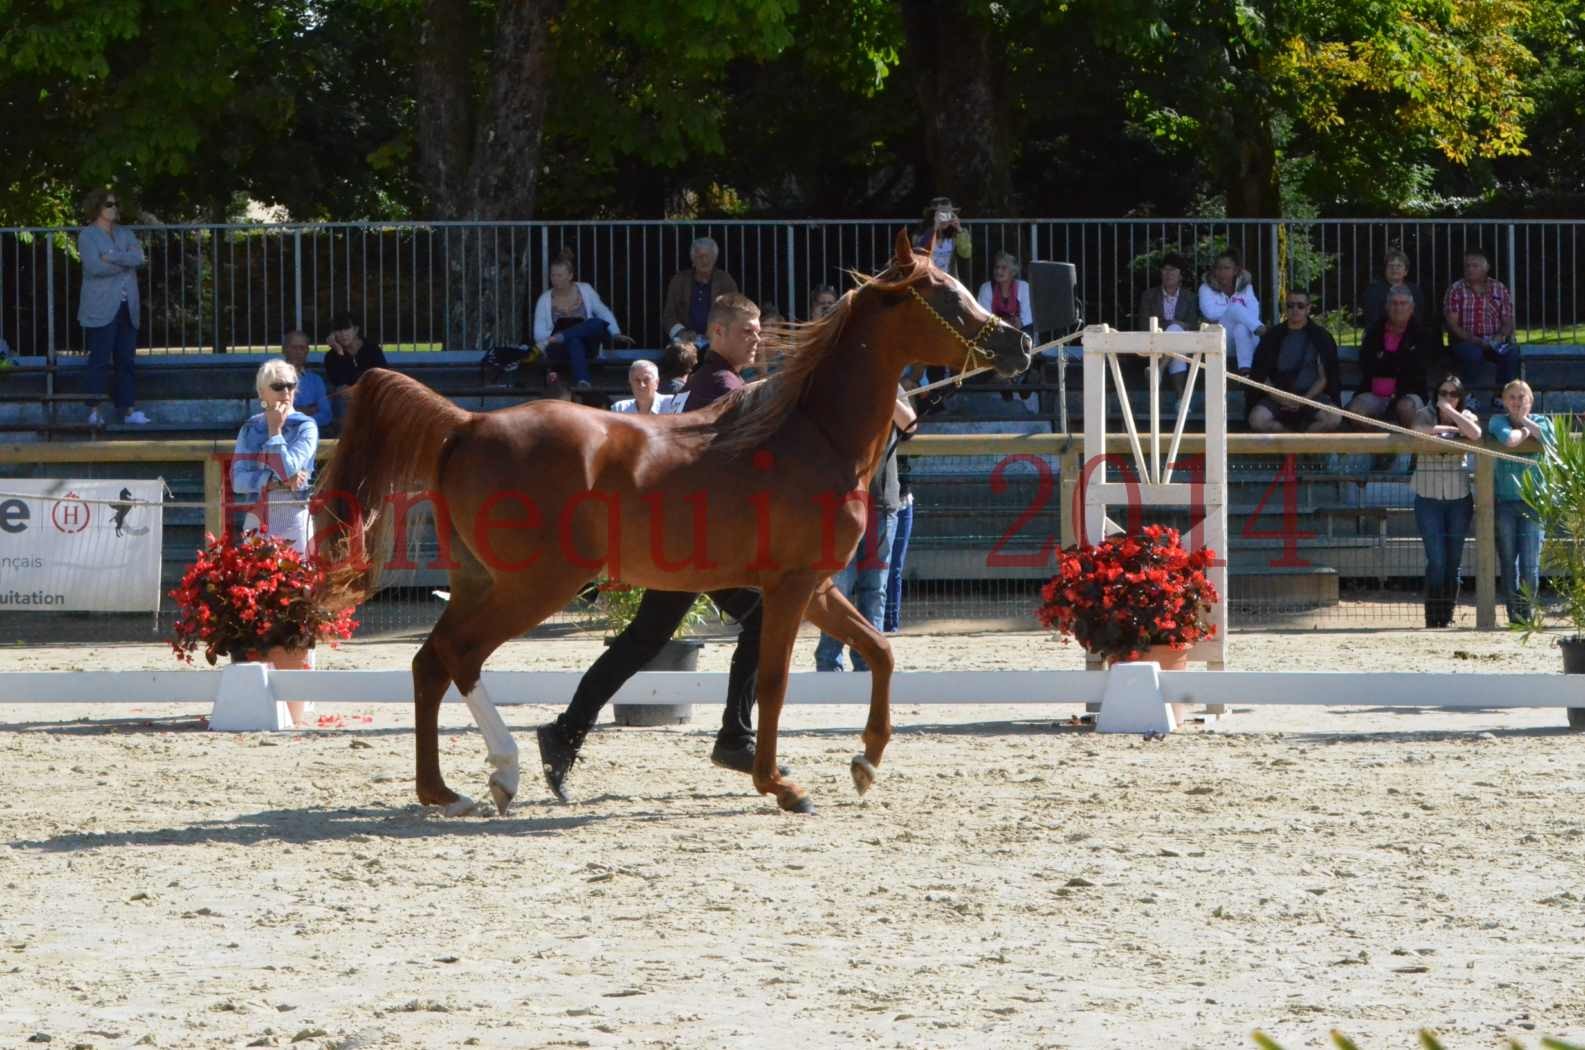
top-left (231, 358), bottom-right (319, 555)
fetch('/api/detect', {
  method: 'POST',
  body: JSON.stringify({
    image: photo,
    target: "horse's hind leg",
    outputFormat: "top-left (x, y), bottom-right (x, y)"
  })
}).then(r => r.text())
top-left (804, 583), bottom-right (893, 797)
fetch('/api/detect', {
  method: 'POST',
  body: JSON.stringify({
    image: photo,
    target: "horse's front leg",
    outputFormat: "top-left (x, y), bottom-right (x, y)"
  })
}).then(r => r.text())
top-left (752, 580), bottom-right (819, 814)
top-left (804, 582), bottom-right (893, 796)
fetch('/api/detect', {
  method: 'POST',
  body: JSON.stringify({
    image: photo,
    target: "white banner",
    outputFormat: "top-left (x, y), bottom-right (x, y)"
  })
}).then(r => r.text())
top-left (0, 479), bottom-right (164, 612)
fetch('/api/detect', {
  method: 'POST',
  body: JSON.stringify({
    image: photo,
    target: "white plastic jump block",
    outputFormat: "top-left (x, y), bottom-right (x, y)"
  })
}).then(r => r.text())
top-left (209, 661), bottom-right (293, 732)
top-left (1096, 661), bottom-right (1180, 735)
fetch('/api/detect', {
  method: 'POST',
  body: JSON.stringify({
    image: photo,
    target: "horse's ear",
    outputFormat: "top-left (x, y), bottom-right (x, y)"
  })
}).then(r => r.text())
top-left (893, 228), bottom-right (915, 268)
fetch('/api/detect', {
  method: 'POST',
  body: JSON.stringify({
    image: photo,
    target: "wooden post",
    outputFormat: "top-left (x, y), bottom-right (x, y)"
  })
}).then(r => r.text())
top-left (1058, 441), bottom-right (1079, 550)
top-left (203, 453), bottom-right (224, 541)
top-left (1475, 449), bottom-right (1496, 630)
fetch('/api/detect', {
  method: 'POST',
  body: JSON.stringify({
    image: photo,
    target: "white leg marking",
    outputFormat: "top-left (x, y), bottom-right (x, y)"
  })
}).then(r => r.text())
top-left (464, 685), bottom-right (519, 814)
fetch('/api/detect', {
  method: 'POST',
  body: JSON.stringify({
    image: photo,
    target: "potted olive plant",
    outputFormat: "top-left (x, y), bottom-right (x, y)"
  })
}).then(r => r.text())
top-left (591, 578), bottom-right (718, 726)
top-left (1513, 414), bottom-right (1585, 730)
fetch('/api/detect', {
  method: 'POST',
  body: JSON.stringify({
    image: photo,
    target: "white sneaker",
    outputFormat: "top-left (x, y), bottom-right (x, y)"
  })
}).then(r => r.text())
top-left (124, 410), bottom-right (150, 425)
top-left (87, 408), bottom-right (105, 427)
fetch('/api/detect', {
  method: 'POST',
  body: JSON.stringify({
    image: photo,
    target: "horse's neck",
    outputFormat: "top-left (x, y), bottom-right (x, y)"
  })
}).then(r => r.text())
top-left (797, 328), bottom-right (902, 471)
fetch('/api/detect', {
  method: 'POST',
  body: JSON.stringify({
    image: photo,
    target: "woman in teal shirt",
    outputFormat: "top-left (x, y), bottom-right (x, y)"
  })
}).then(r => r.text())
top-left (1488, 379), bottom-right (1556, 623)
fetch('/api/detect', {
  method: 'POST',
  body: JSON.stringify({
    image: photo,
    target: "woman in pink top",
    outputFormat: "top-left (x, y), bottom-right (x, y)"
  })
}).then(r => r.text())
top-left (1346, 287), bottom-right (1428, 428)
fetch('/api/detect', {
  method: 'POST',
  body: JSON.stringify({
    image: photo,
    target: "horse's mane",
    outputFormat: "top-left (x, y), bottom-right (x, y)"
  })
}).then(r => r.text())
top-left (682, 253), bottom-right (932, 459)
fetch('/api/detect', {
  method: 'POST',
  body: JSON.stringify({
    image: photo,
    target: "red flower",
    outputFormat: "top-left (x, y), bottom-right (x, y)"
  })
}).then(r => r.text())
top-left (1036, 527), bottom-right (1219, 665)
top-left (169, 532), bottom-right (359, 667)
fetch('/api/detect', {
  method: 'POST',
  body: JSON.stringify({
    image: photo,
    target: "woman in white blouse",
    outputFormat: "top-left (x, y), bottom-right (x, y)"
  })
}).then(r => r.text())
top-left (532, 250), bottom-right (626, 390)
top-left (1197, 249), bottom-right (1266, 373)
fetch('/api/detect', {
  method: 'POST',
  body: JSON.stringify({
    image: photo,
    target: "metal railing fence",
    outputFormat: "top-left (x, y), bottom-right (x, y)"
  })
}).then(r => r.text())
top-left (5, 218), bottom-right (1584, 360)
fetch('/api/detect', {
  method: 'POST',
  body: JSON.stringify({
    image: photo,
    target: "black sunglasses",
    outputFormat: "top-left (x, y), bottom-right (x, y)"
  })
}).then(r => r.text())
top-left (1437, 387), bottom-right (1460, 396)
top-left (103, 200), bottom-right (119, 208)
top-left (269, 382), bottom-right (297, 392)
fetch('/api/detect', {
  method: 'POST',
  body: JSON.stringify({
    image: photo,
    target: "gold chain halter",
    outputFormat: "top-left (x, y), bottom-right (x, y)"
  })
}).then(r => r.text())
top-left (908, 286), bottom-right (998, 380)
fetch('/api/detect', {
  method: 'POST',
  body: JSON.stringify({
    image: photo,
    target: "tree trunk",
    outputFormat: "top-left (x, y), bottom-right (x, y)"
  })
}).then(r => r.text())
top-left (415, 0), bottom-right (475, 219)
top-left (899, 0), bottom-right (1015, 215)
top-left (1218, 110), bottom-right (1280, 218)
top-left (415, 0), bottom-right (564, 350)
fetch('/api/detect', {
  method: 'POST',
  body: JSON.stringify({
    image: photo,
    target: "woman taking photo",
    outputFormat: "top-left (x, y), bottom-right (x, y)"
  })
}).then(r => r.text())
top-left (77, 189), bottom-right (150, 426)
top-left (1409, 374), bottom-right (1481, 627)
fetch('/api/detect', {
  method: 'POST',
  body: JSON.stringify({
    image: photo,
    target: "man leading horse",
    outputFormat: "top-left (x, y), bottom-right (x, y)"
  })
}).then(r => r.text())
top-left (312, 231), bottom-right (1031, 815)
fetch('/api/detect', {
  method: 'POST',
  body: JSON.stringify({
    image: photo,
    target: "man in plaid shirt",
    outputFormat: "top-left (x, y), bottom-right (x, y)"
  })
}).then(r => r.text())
top-left (1443, 249), bottom-right (1520, 408)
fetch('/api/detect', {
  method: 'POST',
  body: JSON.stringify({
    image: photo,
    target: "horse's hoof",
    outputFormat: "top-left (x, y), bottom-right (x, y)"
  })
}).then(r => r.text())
top-left (442, 794), bottom-right (480, 817)
top-left (778, 789), bottom-right (816, 815)
top-left (487, 757), bottom-right (519, 817)
top-left (488, 779), bottom-right (514, 816)
top-left (850, 754), bottom-right (878, 796)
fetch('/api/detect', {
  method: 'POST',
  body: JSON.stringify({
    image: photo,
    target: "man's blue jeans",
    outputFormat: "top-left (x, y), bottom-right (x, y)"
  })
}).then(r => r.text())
top-left (546, 317), bottom-right (609, 384)
top-left (1414, 493), bottom-right (1472, 598)
top-left (883, 496), bottom-right (914, 633)
top-left (1495, 499), bottom-right (1543, 622)
top-left (815, 508), bottom-right (899, 671)
top-left (1451, 340), bottom-right (1520, 389)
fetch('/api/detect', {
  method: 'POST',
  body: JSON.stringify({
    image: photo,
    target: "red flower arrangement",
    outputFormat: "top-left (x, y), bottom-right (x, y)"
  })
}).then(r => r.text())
top-left (1036, 524), bottom-right (1220, 665)
top-left (169, 531), bottom-right (359, 666)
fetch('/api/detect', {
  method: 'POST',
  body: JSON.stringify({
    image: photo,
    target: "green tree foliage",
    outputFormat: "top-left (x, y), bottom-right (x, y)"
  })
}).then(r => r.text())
top-left (1083, 0), bottom-right (1548, 216)
top-left (1, 0), bottom-right (1581, 224)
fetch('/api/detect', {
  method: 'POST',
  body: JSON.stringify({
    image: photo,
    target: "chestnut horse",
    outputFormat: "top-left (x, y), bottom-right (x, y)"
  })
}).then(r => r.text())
top-left (313, 230), bottom-right (1031, 815)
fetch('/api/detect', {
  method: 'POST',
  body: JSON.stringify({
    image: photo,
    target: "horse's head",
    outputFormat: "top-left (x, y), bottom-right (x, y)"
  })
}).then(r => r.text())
top-left (869, 228), bottom-right (1032, 379)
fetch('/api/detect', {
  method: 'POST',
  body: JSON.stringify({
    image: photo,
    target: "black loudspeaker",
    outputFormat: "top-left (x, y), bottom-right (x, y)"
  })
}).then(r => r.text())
top-left (1027, 260), bottom-right (1078, 333)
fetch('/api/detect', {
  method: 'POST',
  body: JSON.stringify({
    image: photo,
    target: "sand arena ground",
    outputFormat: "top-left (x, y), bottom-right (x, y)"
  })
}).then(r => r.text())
top-left (1, 624), bottom-right (1583, 1049)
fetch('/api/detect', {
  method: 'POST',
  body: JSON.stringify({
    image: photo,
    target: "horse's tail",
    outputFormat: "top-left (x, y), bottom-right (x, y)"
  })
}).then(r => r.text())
top-left (314, 368), bottom-right (471, 611)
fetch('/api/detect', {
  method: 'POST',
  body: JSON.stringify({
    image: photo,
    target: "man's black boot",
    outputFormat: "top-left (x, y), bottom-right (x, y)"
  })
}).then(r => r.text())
top-left (710, 736), bottom-right (790, 778)
top-left (536, 721), bottom-right (586, 802)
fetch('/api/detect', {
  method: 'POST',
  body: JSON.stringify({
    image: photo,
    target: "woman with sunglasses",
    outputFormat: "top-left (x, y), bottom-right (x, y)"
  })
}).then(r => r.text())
top-left (231, 359), bottom-right (319, 556)
top-left (229, 359), bottom-right (321, 726)
top-left (77, 188), bottom-right (150, 426)
top-left (1410, 374), bottom-right (1482, 626)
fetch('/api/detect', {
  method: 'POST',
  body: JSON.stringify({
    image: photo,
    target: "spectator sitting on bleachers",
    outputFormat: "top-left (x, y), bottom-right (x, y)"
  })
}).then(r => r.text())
top-left (1247, 289), bottom-right (1341, 433)
top-left (810, 284), bottom-right (839, 320)
top-left (663, 237), bottom-right (738, 345)
top-left (1137, 252), bottom-right (1201, 395)
top-left (610, 360), bottom-right (681, 414)
top-left (1360, 248), bottom-right (1429, 334)
top-left (660, 335), bottom-right (698, 394)
top-left (324, 311), bottom-right (388, 404)
top-left (1347, 287), bottom-right (1429, 429)
top-left (978, 251), bottom-right (1033, 334)
top-left (1198, 249), bottom-right (1266, 375)
top-left (1444, 248), bottom-right (1520, 409)
top-left (534, 248), bottom-right (625, 392)
top-left (282, 328), bottom-right (331, 430)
